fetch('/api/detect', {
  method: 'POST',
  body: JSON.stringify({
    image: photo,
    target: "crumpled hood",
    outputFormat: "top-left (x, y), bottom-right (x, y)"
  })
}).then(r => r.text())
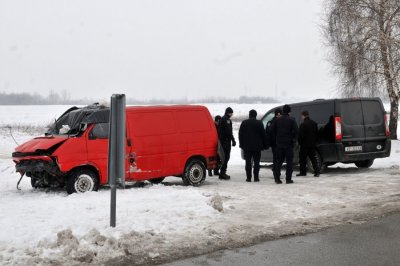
top-left (14, 136), bottom-right (68, 154)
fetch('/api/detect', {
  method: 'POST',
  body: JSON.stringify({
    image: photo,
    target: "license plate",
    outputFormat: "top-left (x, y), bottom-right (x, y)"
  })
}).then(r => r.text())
top-left (345, 146), bottom-right (362, 152)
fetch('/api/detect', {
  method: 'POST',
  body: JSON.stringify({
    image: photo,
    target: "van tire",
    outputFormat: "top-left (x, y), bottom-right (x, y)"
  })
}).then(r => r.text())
top-left (306, 152), bottom-right (325, 174)
top-left (66, 168), bottom-right (99, 194)
top-left (355, 159), bottom-right (374, 168)
top-left (149, 177), bottom-right (165, 184)
top-left (183, 159), bottom-right (206, 186)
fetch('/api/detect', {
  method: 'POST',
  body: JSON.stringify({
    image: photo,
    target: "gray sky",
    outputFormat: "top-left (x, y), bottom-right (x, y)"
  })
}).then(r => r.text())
top-left (0, 0), bottom-right (337, 101)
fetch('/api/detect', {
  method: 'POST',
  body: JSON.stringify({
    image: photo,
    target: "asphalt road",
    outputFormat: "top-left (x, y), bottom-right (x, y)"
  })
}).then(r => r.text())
top-left (163, 212), bottom-right (400, 266)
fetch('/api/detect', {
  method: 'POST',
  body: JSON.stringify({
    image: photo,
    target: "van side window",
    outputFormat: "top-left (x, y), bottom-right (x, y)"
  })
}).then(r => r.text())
top-left (362, 101), bottom-right (383, 125)
top-left (91, 123), bottom-right (109, 139)
top-left (302, 103), bottom-right (334, 126)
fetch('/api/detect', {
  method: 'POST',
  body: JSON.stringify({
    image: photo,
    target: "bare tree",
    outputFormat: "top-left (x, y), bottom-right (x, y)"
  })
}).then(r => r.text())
top-left (324, 0), bottom-right (400, 139)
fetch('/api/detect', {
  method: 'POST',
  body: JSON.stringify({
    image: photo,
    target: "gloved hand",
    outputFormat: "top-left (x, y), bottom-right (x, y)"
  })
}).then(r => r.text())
top-left (232, 139), bottom-right (237, 147)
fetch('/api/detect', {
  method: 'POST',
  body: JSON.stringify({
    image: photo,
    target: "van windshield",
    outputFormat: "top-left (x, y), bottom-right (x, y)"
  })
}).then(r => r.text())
top-left (47, 105), bottom-right (110, 136)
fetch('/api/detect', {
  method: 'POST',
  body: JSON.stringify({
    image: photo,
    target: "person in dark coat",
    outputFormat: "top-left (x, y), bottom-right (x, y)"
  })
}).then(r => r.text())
top-left (265, 108), bottom-right (282, 174)
top-left (239, 110), bottom-right (267, 182)
top-left (218, 107), bottom-right (236, 180)
top-left (209, 115), bottom-right (222, 177)
top-left (297, 110), bottom-right (321, 177)
top-left (270, 104), bottom-right (298, 184)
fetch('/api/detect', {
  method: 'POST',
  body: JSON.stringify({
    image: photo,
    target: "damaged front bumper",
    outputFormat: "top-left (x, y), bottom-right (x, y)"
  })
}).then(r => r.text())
top-left (13, 156), bottom-right (65, 188)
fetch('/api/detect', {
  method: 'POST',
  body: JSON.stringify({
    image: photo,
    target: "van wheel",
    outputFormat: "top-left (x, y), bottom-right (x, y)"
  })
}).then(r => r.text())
top-left (149, 177), bottom-right (165, 184)
top-left (355, 159), bottom-right (374, 168)
top-left (183, 159), bottom-right (206, 186)
top-left (66, 169), bottom-right (99, 194)
top-left (306, 152), bottom-right (325, 174)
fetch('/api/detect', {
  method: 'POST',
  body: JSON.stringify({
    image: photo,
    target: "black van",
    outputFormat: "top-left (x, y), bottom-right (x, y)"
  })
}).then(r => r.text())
top-left (258, 98), bottom-right (391, 171)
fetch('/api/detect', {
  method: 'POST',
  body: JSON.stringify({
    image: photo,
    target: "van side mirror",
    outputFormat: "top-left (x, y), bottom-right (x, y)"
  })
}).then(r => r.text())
top-left (79, 123), bottom-right (88, 132)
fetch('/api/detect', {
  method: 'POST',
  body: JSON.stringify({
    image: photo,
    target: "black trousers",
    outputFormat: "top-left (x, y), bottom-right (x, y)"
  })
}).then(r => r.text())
top-left (271, 146), bottom-right (277, 173)
top-left (244, 150), bottom-right (261, 180)
top-left (274, 146), bottom-right (294, 181)
top-left (220, 144), bottom-right (231, 174)
top-left (299, 146), bottom-right (320, 175)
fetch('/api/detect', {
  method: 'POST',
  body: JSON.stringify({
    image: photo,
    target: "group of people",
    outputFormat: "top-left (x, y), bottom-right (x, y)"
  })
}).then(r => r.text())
top-left (212, 105), bottom-right (321, 184)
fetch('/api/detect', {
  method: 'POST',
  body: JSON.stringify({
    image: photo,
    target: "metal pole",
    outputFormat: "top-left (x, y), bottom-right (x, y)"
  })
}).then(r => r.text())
top-left (116, 95), bottom-right (126, 188)
top-left (108, 94), bottom-right (126, 228)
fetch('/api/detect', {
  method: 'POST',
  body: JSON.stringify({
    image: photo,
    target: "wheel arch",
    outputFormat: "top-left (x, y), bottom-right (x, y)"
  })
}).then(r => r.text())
top-left (67, 164), bottom-right (100, 182)
top-left (184, 155), bottom-right (207, 170)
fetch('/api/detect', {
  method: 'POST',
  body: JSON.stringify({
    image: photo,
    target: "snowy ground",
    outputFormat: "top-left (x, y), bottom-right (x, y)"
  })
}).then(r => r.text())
top-left (1, 104), bottom-right (400, 265)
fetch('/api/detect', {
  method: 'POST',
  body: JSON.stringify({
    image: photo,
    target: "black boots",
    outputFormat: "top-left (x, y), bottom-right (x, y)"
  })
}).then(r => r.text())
top-left (219, 173), bottom-right (230, 180)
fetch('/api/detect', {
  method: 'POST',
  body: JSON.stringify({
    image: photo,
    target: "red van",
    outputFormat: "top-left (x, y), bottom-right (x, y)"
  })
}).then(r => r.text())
top-left (12, 104), bottom-right (219, 193)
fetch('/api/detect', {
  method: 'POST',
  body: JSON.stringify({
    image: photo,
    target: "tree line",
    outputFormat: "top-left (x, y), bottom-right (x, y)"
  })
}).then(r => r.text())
top-left (0, 92), bottom-right (278, 105)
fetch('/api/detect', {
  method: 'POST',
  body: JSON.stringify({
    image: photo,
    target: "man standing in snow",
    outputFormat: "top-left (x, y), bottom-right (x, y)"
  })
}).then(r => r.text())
top-left (266, 108), bottom-right (282, 174)
top-left (218, 107), bottom-right (236, 180)
top-left (297, 110), bottom-right (320, 177)
top-left (270, 104), bottom-right (298, 184)
top-left (239, 109), bottom-right (267, 182)
top-left (209, 115), bottom-right (222, 177)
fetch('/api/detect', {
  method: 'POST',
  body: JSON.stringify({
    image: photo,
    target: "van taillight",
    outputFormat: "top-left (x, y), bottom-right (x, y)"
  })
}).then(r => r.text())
top-left (335, 117), bottom-right (342, 141)
top-left (384, 114), bottom-right (390, 137)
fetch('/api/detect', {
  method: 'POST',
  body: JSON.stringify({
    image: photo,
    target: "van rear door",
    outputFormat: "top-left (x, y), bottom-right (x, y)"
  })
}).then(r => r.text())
top-left (340, 100), bottom-right (365, 153)
top-left (360, 99), bottom-right (387, 153)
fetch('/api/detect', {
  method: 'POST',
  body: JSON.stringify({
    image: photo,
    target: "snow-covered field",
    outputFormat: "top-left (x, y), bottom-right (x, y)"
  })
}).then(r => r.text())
top-left (1, 104), bottom-right (400, 265)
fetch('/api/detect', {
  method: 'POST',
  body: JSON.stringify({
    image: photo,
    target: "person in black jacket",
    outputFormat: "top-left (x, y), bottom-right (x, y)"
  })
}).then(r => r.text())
top-left (270, 104), bottom-right (298, 184)
top-left (297, 110), bottom-right (321, 177)
top-left (266, 108), bottom-right (282, 174)
top-left (209, 115), bottom-right (222, 177)
top-left (239, 110), bottom-right (268, 182)
top-left (218, 107), bottom-right (236, 180)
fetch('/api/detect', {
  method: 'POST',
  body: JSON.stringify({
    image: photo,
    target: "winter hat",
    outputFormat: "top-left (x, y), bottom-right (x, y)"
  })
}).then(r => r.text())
top-left (214, 115), bottom-right (222, 122)
top-left (301, 110), bottom-right (309, 117)
top-left (283, 104), bottom-right (291, 114)
top-left (249, 109), bottom-right (257, 118)
top-left (225, 107), bottom-right (233, 114)
top-left (275, 108), bottom-right (282, 116)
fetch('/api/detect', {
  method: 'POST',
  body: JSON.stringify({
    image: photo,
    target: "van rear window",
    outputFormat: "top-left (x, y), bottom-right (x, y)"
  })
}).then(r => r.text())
top-left (342, 101), bottom-right (363, 125)
top-left (362, 101), bottom-right (383, 125)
